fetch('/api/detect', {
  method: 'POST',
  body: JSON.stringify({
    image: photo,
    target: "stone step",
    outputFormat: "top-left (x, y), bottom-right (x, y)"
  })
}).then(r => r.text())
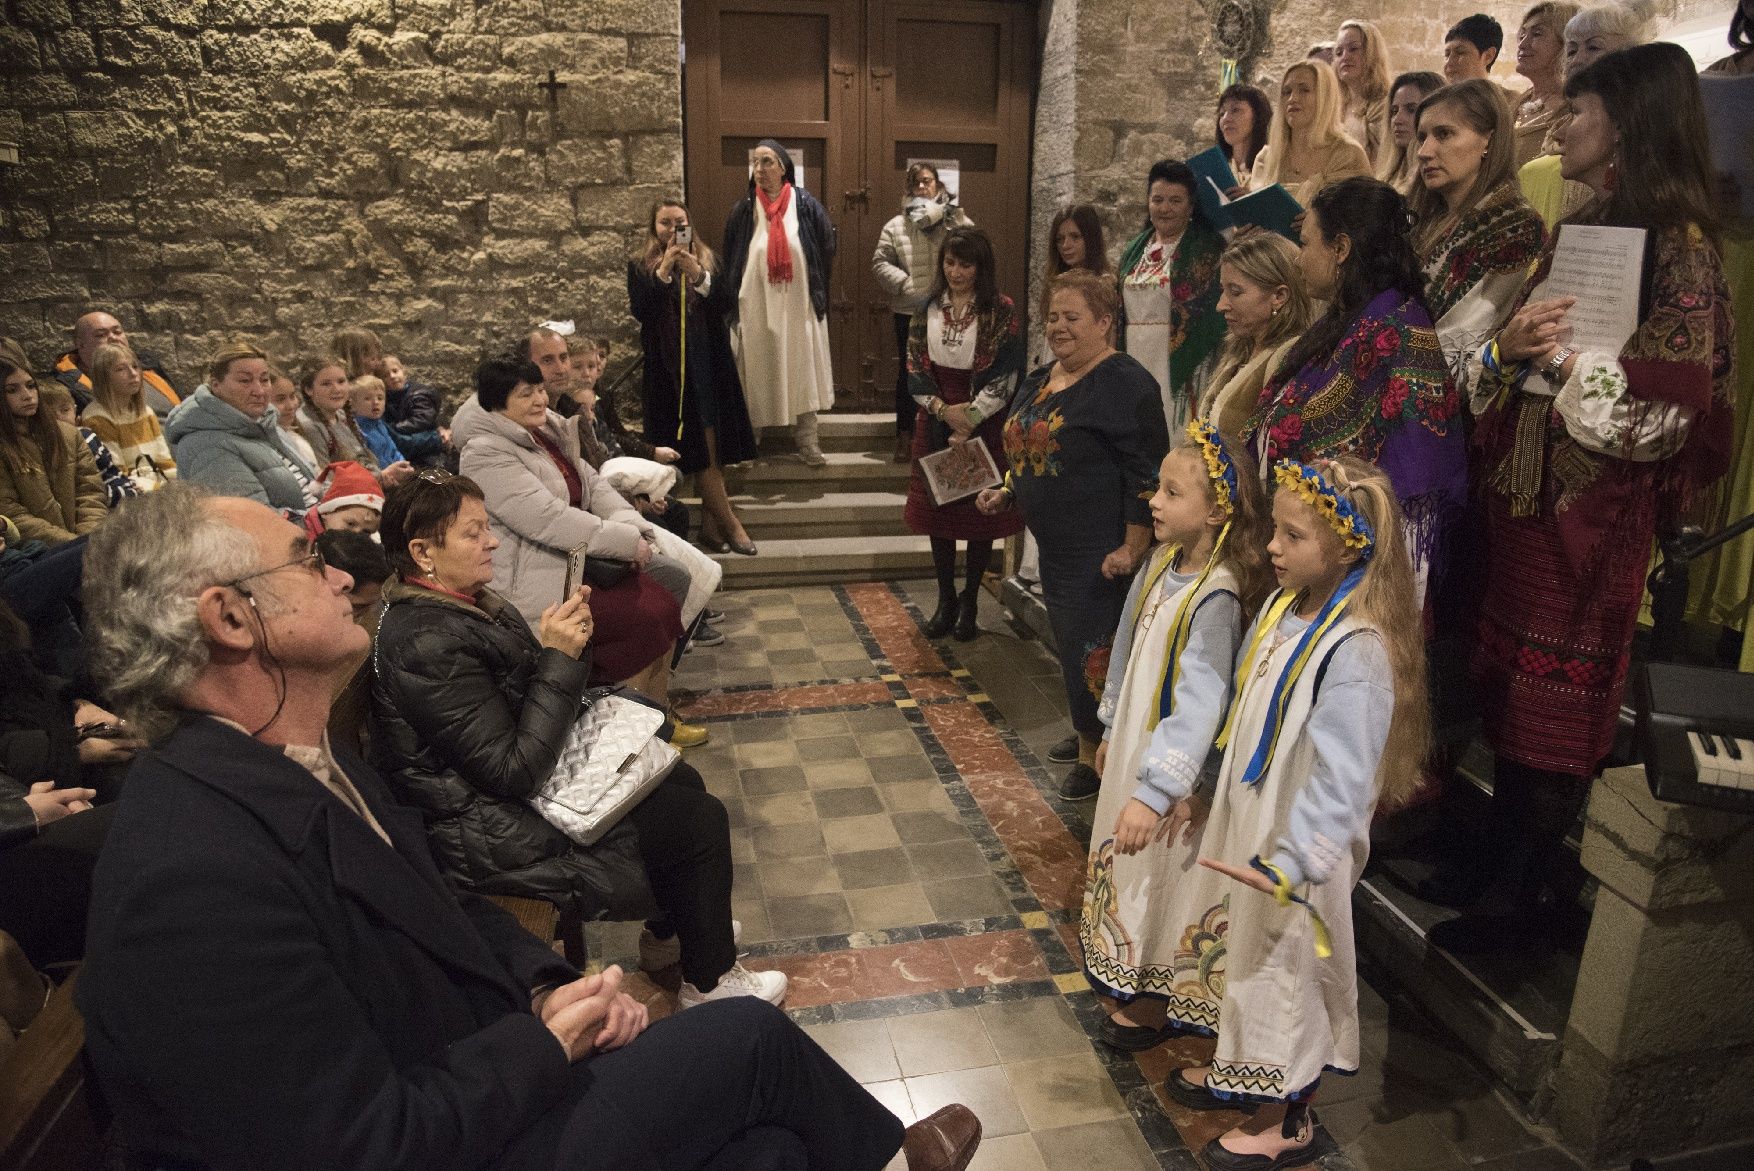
top-left (755, 412), bottom-right (899, 454)
top-left (680, 490), bottom-right (914, 540)
top-left (707, 533), bottom-right (935, 589)
top-left (724, 450), bottom-right (910, 490)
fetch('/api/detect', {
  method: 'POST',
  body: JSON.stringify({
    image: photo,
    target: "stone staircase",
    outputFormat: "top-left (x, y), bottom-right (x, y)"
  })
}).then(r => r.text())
top-left (681, 413), bottom-right (934, 589)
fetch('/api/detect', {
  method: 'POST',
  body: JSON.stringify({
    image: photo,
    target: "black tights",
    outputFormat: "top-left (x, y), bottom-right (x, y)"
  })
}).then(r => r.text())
top-left (1476, 757), bottom-right (1591, 911)
top-left (930, 538), bottom-right (992, 605)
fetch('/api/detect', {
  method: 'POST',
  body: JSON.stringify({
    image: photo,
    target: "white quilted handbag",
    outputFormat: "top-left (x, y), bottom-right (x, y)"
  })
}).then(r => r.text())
top-left (529, 694), bottom-right (680, 846)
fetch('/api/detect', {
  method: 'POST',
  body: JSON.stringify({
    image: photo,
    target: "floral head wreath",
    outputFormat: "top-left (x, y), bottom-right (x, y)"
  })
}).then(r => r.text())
top-left (1186, 417), bottom-right (1237, 515)
top-left (1273, 459), bottom-right (1375, 560)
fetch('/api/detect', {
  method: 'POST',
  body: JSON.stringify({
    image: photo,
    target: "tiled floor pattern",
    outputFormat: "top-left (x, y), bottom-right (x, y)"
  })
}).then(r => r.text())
top-left (582, 582), bottom-right (1579, 1171)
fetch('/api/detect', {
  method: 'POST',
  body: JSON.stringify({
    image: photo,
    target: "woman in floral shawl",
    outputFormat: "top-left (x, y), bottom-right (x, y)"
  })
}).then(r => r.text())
top-left (1431, 45), bottom-right (1736, 951)
top-left (1409, 80), bottom-right (1548, 407)
top-left (1117, 160), bottom-right (1227, 435)
top-left (902, 228), bottom-right (1025, 641)
top-left (1244, 177), bottom-right (1467, 592)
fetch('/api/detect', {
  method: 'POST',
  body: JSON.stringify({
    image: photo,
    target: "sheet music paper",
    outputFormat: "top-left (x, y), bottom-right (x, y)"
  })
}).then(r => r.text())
top-left (920, 440), bottom-right (1000, 506)
top-left (1530, 224), bottom-right (1646, 356)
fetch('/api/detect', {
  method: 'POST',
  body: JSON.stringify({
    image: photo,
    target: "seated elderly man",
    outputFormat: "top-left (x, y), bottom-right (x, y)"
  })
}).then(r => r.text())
top-left (76, 484), bottom-right (981, 1171)
top-left (53, 310), bottom-right (182, 416)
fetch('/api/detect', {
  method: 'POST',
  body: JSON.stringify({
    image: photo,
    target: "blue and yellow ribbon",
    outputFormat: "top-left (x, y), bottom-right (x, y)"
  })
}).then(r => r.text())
top-left (1250, 856), bottom-right (1334, 958)
top-left (1215, 564), bottom-right (1366, 785)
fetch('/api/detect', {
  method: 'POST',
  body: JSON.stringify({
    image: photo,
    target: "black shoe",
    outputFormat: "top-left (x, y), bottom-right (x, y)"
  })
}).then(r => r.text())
top-left (1200, 1106), bottom-right (1316, 1170)
top-left (1046, 734), bottom-right (1079, 764)
top-left (953, 594), bottom-right (979, 641)
top-left (1415, 866), bottom-right (1486, 909)
top-left (1165, 1067), bottom-right (1250, 1112)
top-left (698, 536), bottom-right (730, 554)
top-left (726, 538), bottom-right (758, 556)
top-left (922, 598), bottom-right (957, 639)
top-left (690, 624), bottom-right (725, 648)
top-left (1098, 1015), bottom-right (1174, 1052)
top-left (1058, 763), bottom-right (1100, 801)
top-left (702, 608), bottom-right (726, 625)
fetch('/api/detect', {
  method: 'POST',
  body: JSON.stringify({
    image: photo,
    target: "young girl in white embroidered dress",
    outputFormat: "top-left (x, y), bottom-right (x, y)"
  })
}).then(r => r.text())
top-left (1179, 456), bottom-right (1428, 1171)
top-left (1079, 419), bottom-right (1271, 1051)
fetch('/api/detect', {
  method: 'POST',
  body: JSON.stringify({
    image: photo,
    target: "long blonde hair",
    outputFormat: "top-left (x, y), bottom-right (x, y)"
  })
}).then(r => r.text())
top-left (640, 196), bottom-right (718, 273)
top-left (90, 342), bottom-right (146, 417)
top-left (1211, 232), bottom-right (1313, 381)
top-left (1260, 60), bottom-right (1348, 184)
top-left (1337, 19), bottom-right (1392, 105)
top-left (1408, 80), bottom-right (1522, 256)
top-left (1173, 427), bottom-right (1274, 616)
top-left (1317, 456), bottom-right (1430, 808)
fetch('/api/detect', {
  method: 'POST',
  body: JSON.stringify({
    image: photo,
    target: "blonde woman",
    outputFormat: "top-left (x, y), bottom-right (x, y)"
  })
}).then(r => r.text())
top-left (1333, 19), bottom-right (1393, 164)
top-left (81, 343), bottom-right (178, 491)
top-left (1199, 233), bottom-right (1314, 438)
top-left (1250, 59), bottom-right (1372, 206)
top-left (1510, 2), bottom-right (1582, 166)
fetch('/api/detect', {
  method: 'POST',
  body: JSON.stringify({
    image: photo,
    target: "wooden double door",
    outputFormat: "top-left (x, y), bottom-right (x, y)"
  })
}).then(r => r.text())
top-left (682, 0), bottom-right (1036, 412)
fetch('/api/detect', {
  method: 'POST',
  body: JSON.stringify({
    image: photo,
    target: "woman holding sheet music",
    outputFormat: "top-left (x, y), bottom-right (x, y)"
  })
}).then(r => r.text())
top-left (1116, 160), bottom-right (1227, 435)
top-left (902, 227), bottom-right (1024, 642)
top-left (1435, 44), bottom-right (1735, 950)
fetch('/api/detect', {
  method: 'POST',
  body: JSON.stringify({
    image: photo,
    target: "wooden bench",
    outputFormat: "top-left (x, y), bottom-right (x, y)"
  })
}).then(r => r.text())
top-left (0, 972), bottom-right (104, 1171)
top-left (486, 895), bottom-right (587, 967)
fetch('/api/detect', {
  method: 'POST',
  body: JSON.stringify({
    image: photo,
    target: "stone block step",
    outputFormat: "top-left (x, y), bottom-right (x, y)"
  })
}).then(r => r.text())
top-left (755, 412), bottom-right (899, 454)
top-left (680, 490), bottom-right (914, 539)
top-left (725, 450), bottom-right (910, 490)
top-left (709, 533), bottom-right (934, 589)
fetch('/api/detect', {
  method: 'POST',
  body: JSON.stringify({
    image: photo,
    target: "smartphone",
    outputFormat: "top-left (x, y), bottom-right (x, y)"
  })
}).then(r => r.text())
top-left (77, 722), bottom-right (129, 742)
top-left (674, 224), bottom-right (692, 247)
top-left (564, 546), bottom-right (588, 599)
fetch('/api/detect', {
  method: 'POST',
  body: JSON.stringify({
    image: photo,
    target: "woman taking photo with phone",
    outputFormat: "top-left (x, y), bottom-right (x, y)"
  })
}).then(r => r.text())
top-left (629, 197), bottom-right (761, 555)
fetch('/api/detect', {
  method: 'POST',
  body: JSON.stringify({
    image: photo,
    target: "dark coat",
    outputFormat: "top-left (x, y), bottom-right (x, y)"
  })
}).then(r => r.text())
top-left (368, 581), bottom-right (657, 920)
top-left (720, 146), bottom-right (837, 323)
top-left (76, 715), bottom-right (586, 1171)
top-left (387, 378), bottom-right (445, 465)
top-left (627, 260), bottom-right (760, 474)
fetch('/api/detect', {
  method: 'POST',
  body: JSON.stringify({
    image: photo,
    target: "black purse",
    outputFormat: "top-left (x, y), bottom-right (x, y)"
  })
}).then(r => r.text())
top-left (582, 557), bottom-right (636, 589)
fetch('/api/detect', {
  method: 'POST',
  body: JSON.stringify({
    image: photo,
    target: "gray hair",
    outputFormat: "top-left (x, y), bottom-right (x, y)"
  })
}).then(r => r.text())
top-left (82, 485), bottom-right (261, 740)
top-left (1566, 0), bottom-right (1658, 45)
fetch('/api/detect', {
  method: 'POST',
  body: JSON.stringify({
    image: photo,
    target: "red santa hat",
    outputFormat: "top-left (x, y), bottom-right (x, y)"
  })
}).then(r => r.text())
top-left (302, 460), bottom-right (383, 539)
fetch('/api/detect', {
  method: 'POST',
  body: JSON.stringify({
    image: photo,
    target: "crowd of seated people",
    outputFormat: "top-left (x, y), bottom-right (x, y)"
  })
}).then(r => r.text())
top-left (0, 7), bottom-right (1748, 1168)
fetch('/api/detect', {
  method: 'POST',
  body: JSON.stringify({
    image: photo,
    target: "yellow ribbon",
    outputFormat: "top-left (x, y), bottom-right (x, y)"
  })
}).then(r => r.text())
top-left (1254, 858), bottom-right (1334, 959)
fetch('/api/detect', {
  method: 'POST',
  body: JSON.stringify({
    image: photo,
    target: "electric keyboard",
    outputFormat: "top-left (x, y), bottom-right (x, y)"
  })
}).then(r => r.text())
top-left (1633, 662), bottom-right (1754, 814)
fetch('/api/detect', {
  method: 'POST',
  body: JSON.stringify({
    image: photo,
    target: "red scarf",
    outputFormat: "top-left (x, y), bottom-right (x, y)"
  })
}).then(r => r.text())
top-left (529, 426), bottom-right (583, 508)
top-left (755, 182), bottom-right (795, 285)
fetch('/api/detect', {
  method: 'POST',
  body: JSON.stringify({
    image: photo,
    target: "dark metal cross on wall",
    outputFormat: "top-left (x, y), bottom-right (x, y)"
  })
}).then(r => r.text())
top-left (538, 70), bottom-right (568, 109)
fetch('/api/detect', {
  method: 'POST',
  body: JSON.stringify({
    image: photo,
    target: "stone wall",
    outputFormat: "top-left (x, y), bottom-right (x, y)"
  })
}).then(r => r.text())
top-left (1028, 0), bottom-right (1727, 318)
top-left (0, 0), bottom-right (682, 396)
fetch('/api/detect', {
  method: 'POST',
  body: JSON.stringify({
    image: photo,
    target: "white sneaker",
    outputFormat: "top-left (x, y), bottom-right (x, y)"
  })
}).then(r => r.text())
top-left (638, 920), bottom-right (742, 972)
top-left (677, 961), bottom-right (787, 1009)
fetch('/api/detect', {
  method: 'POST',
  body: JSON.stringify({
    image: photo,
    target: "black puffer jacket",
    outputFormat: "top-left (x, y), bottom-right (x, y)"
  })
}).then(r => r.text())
top-left (367, 581), bottom-right (656, 920)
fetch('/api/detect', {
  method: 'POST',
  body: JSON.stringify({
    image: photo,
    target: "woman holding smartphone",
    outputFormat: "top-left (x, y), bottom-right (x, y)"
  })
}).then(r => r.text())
top-left (629, 197), bottom-right (761, 555)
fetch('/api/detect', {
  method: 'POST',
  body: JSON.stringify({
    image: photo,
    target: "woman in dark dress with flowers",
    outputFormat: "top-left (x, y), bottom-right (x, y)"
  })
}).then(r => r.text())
top-left (903, 228), bottom-right (1025, 641)
top-left (1244, 176), bottom-right (1467, 595)
top-left (979, 270), bottom-right (1167, 801)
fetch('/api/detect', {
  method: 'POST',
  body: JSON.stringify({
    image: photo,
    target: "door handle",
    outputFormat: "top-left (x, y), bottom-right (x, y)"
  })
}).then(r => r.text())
top-left (842, 186), bottom-right (869, 210)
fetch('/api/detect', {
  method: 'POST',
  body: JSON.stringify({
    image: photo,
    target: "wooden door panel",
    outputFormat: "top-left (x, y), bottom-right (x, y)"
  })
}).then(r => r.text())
top-left (682, 0), bottom-right (866, 407)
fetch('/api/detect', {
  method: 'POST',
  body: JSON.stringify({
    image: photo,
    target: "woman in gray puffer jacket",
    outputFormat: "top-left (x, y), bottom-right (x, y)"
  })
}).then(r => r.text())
top-left (871, 162), bottom-right (972, 459)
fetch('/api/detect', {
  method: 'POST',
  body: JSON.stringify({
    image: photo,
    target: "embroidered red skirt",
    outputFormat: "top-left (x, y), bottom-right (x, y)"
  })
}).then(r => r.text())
top-left (1472, 494), bottom-right (1648, 777)
top-left (903, 365), bottom-right (1024, 542)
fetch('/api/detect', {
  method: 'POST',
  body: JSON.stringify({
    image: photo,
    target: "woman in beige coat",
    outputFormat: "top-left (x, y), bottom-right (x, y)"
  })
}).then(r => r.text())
top-left (0, 341), bottom-right (104, 546)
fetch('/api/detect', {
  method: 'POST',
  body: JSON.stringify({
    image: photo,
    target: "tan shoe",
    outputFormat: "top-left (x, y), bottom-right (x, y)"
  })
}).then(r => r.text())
top-left (669, 722), bottom-right (710, 749)
top-left (902, 1104), bottom-right (981, 1171)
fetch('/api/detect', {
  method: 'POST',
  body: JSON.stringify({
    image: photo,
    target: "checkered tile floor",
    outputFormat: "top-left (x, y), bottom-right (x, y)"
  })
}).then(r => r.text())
top-left (574, 582), bottom-right (1580, 1171)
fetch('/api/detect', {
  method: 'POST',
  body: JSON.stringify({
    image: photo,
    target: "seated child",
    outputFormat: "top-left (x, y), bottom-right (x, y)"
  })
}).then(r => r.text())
top-left (315, 528), bottom-right (393, 755)
top-left (349, 375), bottom-right (406, 471)
top-left (42, 384), bottom-right (137, 508)
top-left (572, 339), bottom-right (688, 539)
top-left (301, 461), bottom-right (383, 540)
top-left (381, 354), bottom-right (446, 467)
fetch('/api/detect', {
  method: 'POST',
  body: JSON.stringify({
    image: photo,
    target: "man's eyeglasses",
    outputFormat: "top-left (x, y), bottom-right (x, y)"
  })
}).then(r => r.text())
top-left (221, 548), bottom-right (328, 595)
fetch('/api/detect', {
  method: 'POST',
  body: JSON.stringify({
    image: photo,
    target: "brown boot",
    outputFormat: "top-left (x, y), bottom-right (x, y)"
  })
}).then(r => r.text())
top-left (902, 1104), bottom-right (981, 1171)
